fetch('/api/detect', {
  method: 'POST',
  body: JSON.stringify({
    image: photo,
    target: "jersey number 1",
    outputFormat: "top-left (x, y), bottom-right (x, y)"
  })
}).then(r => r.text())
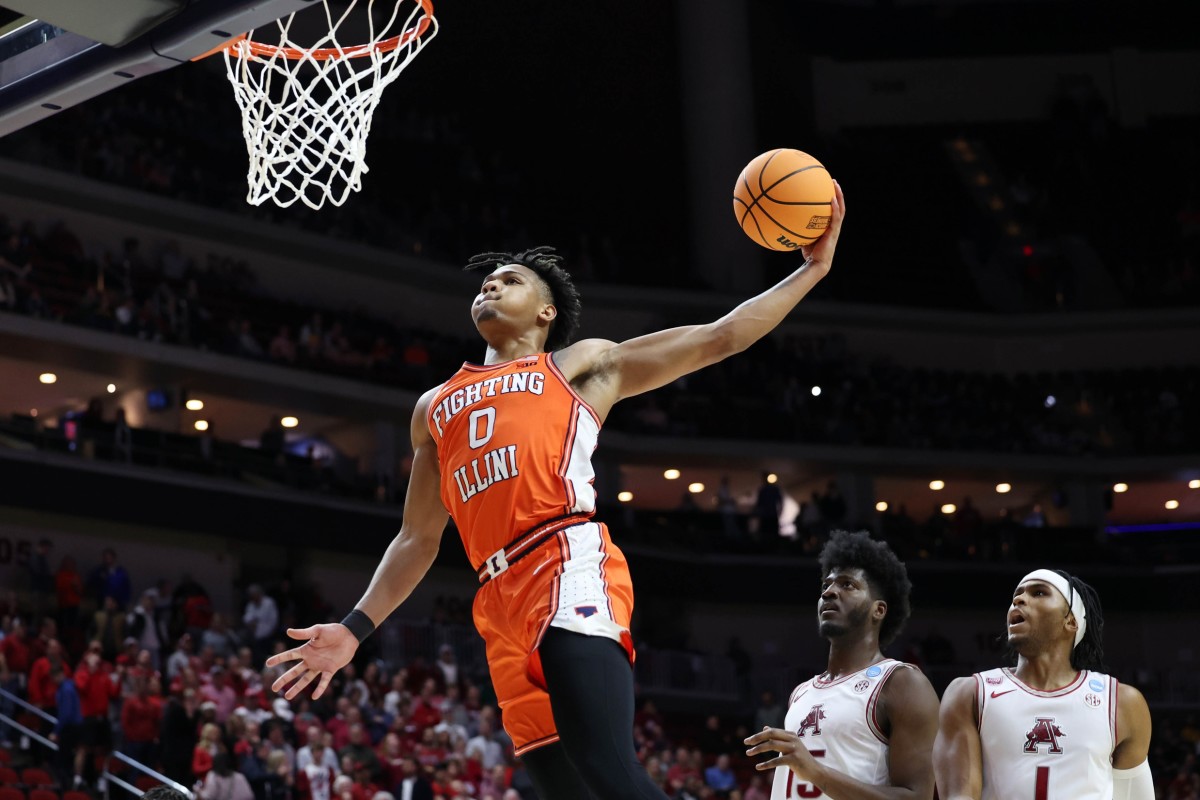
top-left (784, 749), bottom-right (825, 799)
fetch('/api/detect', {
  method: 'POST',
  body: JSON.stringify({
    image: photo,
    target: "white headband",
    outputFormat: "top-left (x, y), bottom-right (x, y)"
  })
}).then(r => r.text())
top-left (1018, 569), bottom-right (1087, 648)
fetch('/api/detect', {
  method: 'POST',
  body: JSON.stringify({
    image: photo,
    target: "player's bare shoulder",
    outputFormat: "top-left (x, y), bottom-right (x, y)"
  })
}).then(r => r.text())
top-left (879, 663), bottom-right (940, 726)
top-left (553, 338), bottom-right (618, 382)
top-left (411, 384), bottom-right (446, 444)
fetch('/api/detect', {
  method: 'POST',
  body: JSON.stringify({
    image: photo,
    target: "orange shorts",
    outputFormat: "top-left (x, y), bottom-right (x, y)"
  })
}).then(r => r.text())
top-left (471, 520), bottom-right (635, 756)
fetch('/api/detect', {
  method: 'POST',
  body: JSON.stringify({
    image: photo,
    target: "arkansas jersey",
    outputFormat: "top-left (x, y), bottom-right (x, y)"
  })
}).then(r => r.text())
top-left (428, 353), bottom-right (599, 568)
top-left (770, 659), bottom-right (912, 800)
top-left (975, 667), bottom-right (1117, 800)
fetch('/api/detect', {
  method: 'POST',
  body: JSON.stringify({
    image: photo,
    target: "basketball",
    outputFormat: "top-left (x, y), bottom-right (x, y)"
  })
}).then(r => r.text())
top-left (733, 148), bottom-right (835, 252)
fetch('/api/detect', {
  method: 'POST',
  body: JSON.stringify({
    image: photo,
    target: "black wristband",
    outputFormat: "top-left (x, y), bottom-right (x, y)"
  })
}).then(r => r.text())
top-left (340, 609), bottom-right (376, 644)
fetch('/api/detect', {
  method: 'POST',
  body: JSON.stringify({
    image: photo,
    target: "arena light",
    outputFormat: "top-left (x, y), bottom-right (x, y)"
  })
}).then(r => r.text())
top-left (38, 372), bottom-right (57, 384)
top-left (929, 480), bottom-right (945, 491)
top-left (185, 399), bottom-right (204, 411)
top-left (106, 383), bottom-right (117, 394)
top-left (811, 386), bottom-right (822, 397)
top-left (1165, 500), bottom-right (1180, 510)
top-left (996, 483), bottom-right (1012, 494)
top-left (1044, 395), bottom-right (1056, 408)
top-left (1190, 480), bottom-right (1200, 490)
top-left (1113, 482), bottom-right (1129, 493)
top-left (875, 501), bottom-right (888, 512)
top-left (617, 491), bottom-right (633, 503)
top-left (766, 473), bottom-right (778, 484)
top-left (663, 469), bottom-right (680, 480)
top-left (194, 420), bottom-right (209, 431)
top-left (941, 503), bottom-right (957, 514)
top-left (281, 416), bottom-right (299, 428)
top-left (688, 482), bottom-right (705, 494)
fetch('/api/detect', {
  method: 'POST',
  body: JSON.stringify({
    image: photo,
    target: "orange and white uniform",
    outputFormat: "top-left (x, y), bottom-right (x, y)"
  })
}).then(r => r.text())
top-left (428, 352), bottom-right (635, 756)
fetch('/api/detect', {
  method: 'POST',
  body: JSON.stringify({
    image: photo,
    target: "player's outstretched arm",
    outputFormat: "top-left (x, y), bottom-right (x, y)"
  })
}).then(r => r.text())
top-left (559, 183), bottom-right (844, 408)
top-left (267, 388), bottom-right (449, 700)
top-left (933, 677), bottom-right (983, 800)
top-left (1111, 683), bottom-right (1153, 800)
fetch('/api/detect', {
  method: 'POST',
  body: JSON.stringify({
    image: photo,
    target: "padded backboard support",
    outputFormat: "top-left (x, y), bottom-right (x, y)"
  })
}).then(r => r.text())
top-left (0, 0), bottom-right (314, 137)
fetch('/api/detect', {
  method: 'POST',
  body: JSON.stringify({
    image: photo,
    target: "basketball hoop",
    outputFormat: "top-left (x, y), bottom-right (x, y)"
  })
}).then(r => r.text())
top-left (216, 0), bottom-right (437, 210)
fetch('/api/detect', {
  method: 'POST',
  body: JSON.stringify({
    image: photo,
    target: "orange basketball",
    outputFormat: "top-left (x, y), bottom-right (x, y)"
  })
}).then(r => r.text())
top-left (733, 149), bottom-right (834, 251)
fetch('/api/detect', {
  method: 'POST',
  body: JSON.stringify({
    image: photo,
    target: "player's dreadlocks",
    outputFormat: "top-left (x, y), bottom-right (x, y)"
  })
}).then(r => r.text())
top-left (1054, 569), bottom-right (1107, 672)
top-left (818, 530), bottom-right (913, 647)
top-left (465, 246), bottom-right (583, 352)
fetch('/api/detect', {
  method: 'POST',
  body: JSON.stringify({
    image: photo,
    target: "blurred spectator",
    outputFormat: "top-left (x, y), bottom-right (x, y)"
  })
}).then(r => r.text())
top-left (434, 644), bottom-right (459, 689)
top-left (88, 595), bottom-right (126, 661)
top-left (260, 416), bottom-right (286, 459)
top-left (465, 716), bottom-right (503, 771)
top-left (114, 408), bottom-right (133, 462)
top-left (243, 584), bottom-right (280, 664)
top-left (75, 640), bottom-right (120, 781)
top-left (28, 637), bottom-right (67, 713)
top-left (128, 589), bottom-right (170, 670)
top-left (87, 548), bottom-right (133, 610)
top-left (203, 613), bottom-right (241, 658)
top-left (269, 326), bottom-right (299, 363)
top-left (199, 752), bottom-right (256, 800)
top-left (162, 687), bottom-right (202, 785)
top-left (394, 756), bottom-right (433, 800)
top-left (56, 555), bottom-right (84, 638)
top-left (753, 473), bottom-right (783, 541)
top-left (51, 665), bottom-right (85, 788)
top-left (194, 720), bottom-right (223, 780)
top-left (752, 690), bottom-right (783, 732)
top-left (121, 674), bottom-right (163, 765)
top-left (704, 754), bottom-right (737, 796)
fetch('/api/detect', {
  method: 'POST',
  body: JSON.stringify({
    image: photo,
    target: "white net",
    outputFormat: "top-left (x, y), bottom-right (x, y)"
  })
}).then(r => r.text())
top-left (222, 0), bottom-right (437, 210)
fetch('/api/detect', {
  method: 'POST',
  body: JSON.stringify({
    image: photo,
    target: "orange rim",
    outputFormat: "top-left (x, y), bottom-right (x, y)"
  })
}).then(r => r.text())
top-left (197, 0), bottom-right (434, 62)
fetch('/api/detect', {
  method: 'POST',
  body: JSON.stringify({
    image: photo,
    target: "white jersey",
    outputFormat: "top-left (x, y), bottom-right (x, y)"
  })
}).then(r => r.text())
top-left (770, 659), bottom-right (912, 800)
top-left (976, 667), bottom-right (1118, 800)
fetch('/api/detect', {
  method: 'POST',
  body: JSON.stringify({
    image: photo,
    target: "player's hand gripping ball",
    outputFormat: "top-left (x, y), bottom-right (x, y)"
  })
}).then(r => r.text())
top-left (733, 148), bottom-right (835, 251)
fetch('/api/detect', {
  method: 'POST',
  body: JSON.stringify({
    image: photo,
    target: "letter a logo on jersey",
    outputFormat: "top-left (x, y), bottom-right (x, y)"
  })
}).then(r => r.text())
top-left (797, 704), bottom-right (826, 737)
top-left (1023, 717), bottom-right (1065, 754)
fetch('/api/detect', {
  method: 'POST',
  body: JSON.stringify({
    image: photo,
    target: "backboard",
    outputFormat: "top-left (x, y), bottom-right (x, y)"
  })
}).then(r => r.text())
top-left (0, 0), bottom-right (313, 137)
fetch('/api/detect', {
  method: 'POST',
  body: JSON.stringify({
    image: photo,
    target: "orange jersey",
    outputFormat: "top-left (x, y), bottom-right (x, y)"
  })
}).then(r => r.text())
top-left (427, 352), bottom-right (601, 568)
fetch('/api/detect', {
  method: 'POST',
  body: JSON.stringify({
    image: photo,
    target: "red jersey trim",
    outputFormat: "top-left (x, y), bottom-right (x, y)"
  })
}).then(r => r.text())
top-left (1002, 667), bottom-right (1087, 697)
top-left (865, 662), bottom-right (909, 744)
top-left (546, 351), bottom-right (602, 428)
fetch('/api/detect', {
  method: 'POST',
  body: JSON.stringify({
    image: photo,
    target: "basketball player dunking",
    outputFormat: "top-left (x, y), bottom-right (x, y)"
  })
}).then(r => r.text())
top-left (934, 569), bottom-right (1153, 800)
top-left (745, 530), bottom-right (940, 800)
top-left (267, 187), bottom-right (845, 799)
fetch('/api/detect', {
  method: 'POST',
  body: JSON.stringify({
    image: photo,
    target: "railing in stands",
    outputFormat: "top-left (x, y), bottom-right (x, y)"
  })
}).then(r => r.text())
top-left (0, 688), bottom-right (193, 799)
top-left (101, 752), bottom-right (194, 800)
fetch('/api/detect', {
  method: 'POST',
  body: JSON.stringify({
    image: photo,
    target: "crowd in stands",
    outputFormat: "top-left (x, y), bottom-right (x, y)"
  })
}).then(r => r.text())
top-left (1, 45), bottom-right (1197, 312)
top-left (0, 545), bottom-right (814, 800)
top-left (3, 214), bottom-right (1197, 473)
top-left (1, 542), bottom-right (1198, 799)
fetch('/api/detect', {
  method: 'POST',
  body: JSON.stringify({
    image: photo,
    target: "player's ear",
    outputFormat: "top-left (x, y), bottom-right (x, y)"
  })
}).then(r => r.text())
top-left (539, 303), bottom-right (557, 325)
top-left (1064, 611), bottom-right (1079, 638)
top-left (873, 600), bottom-right (887, 623)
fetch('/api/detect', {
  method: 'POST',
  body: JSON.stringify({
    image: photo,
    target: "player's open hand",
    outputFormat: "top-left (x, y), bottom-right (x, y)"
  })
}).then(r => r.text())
top-left (265, 623), bottom-right (358, 700)
top-left (745, 726), bottom-right (825, 782)
top-left (800, 180), bottom-right (845, 273)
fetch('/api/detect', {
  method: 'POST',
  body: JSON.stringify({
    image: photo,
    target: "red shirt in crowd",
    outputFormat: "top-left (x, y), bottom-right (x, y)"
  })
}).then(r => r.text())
top-left (0, 634), bottom-right (30, 674)
top-left (27, 656), bottom-right (68, 709)
top-left (74, 659), bottom-right (120, 717)
top-left (120, 693), bottom-right (163, 743)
